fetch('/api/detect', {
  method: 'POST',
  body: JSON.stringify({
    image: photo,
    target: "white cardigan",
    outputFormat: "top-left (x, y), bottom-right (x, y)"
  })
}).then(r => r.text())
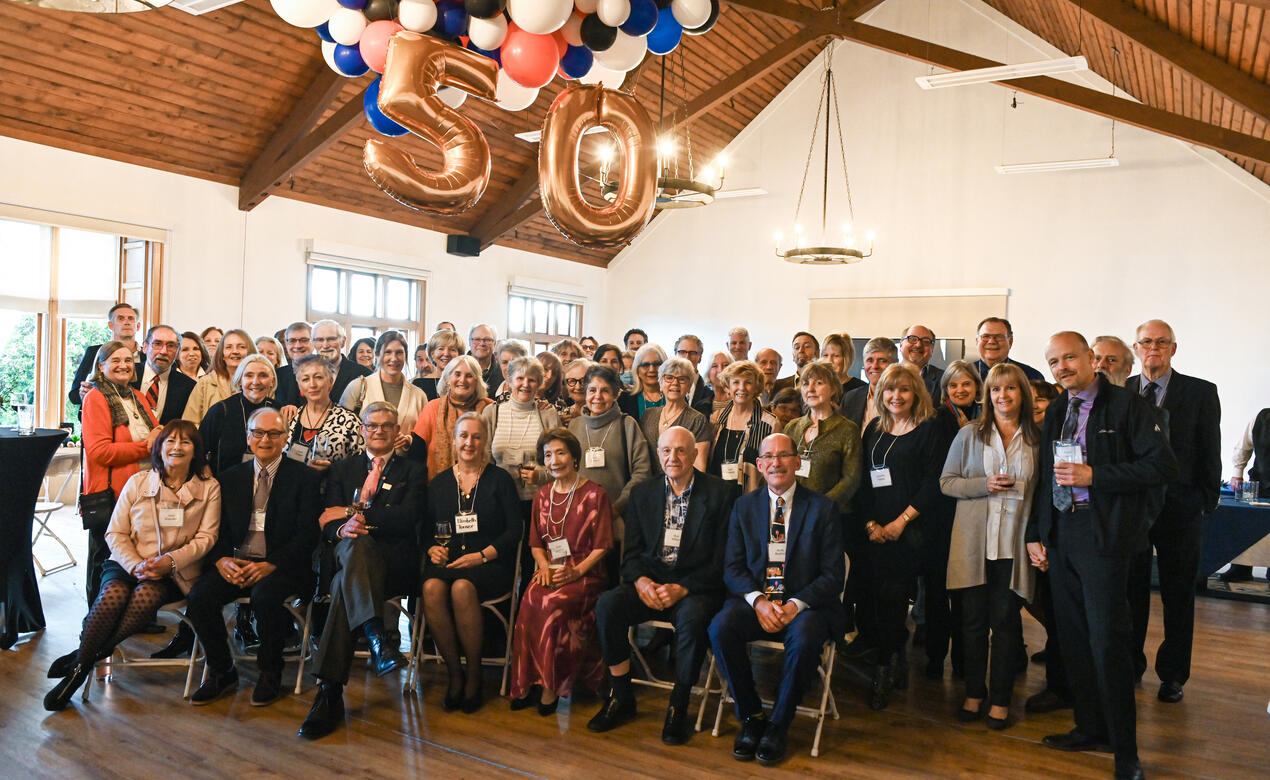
top-left (339, 372), bottom-right (427, 435)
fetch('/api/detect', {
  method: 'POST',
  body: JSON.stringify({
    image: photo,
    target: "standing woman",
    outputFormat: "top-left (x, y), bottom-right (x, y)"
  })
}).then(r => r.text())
top-left (45, 420), bottom-right (220, 710)
top-left (423, 413), bottom-right (523, 713)
top-left (348, 337), bottom-right (376, 371)
top-left (481, 357), bottom-right (561, 516)
top-left (938, 360), bottom-right (983, 430)
top-left (855, 364), bottom-right (952, 710)
top-left (639, 357), bottom-right (711, 472)
top-left (255, 336), bottom-right (284, 368)
top-left (80, 342), bottom-right (162, 605)
top-left (177, 332), bottom-right (209, 381)
top-left (509, 428), bottom-right (614, 714)
top-left (708, 361), bottom-right (776, 493)
top-left (822, 332), bottom-right (866, 396)
top-left (559, 359), bottom-right (591, 425)
top-left (592, 344), bottom-right (624, 375)
top-left (549, 338), bottom-right (583, 367)
top-left (413, 329), bottom-right (466, 401)
top-left (706, 351), bottom-right (733, 417)
top-left (940, 363), bottom-right (1039, 729)
top-left (184, 328), bottom-right (255, 424)
top-left (200, 327), bottom-right (223, 357)
top-left (566, 365), bottom-right (651, 532)
top-left (340, 331), bottom-right (427, 440)
top-left (618, 343), bottom-right (667, 421)
top-left (285, 353), bottom-right (365, 470)
top-left (782, 361), bottom-right (862, 516)
top-left (535, 351), bottom-right (570, 414)
top-left (1029, 379), bottom-right (1058, 427)
top-left (199, 354), bottom-right (278, 475)
top-left (413, 355), bottom-right (493, 481)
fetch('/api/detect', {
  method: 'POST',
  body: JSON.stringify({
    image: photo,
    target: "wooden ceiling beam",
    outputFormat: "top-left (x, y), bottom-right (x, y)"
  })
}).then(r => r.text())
top-left (728, 0), bottom-right (1270, 165)
top-left (469, 169), bottom-right (542, 248)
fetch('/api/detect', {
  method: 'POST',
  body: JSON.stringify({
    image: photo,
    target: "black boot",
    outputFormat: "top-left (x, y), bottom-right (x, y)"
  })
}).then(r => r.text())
top-left (298, 682), bottom-right (345, 740)
top-left (44, 663), bottom-right (91, 711)
top-left (587, 672), bottom-right (637, 732)
top-left (363, 619), bottom-right (405, 677)
top-left (151, 621), bottom-right (196, 659)
top-left (890, 649), bottom-right (909, 691)
top-left (869, 660), bottom-right (893, 711)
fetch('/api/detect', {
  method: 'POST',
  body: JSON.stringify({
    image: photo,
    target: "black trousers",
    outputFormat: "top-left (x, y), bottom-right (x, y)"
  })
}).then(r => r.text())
top-left (1049, 509), bottom-right (1138, 772)
top-left (922, 564), bottom-right (963, 670)
top-left (1128, 506), bottom-right (1203, 685)
top-left (1033, 570), bottom-right (1068, 697)
top-left (595, 584), bottom-right (720, 694)
top-left (960, 559), bottom-right (1023, 706)
top-left (186, 566), bottom-right (304, 674)
top-left (86, 526), bottom-right (109, 605)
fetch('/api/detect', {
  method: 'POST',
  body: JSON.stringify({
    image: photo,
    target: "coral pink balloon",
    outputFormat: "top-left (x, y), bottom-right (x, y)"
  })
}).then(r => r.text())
top-left (361, 20), bottom-right (405, 74)
top-left (501, 23), bottom-right (561, 89)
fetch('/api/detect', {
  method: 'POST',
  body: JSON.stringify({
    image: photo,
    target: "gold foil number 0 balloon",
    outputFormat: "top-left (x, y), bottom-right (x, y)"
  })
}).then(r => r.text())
top-left (364, 33), bottom-right (499, 214)
top-left (538, 85), bottom-right (658, 249)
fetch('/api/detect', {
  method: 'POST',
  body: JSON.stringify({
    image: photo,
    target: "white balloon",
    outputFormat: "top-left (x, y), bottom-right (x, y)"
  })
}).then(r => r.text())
top-left (574, 0), bottom-right (598, 13)
top-left (327, 8), bottom-right (367, 46)
top-left (320, 40), bottom-right (341, 74)
top-left (270, 0), bottom-right (339, 29)
top-left (496, 69), bottom-right (540, 111)
top-left (508, 0), bottom-right (574, 35)
top-left (596, 0), bottom-right (630, 27)
top-left (593, 29), bottom-right (644, 71)
top-left (468, 14), bottom-right (508, 50)
top-left (398, 0), bottom-right (438, 32)
top-left (578, 62), bottom-right (624, 89)
top-left (561, 13), bottom-right (584, 47)
top-left (670, 0), bottom-right (711, 29)
top-left (438, 87), bottom-right (468, 108)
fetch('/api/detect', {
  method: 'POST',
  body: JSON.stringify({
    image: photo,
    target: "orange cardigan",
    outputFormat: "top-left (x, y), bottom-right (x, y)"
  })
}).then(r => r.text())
top-left (82, 386), bottom-right (159, 495)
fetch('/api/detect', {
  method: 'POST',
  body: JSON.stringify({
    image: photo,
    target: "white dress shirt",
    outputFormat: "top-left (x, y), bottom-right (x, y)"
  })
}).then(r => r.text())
top-left (745, 483), bottom-right (808, 613)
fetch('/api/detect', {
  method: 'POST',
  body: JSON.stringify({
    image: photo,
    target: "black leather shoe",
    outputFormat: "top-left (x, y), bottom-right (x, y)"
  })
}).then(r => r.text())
top-left (755, 722), bottom-right (788, 766)
top-left (43, 663), bottom-right (91, 712)
top-left (191, 667), bottom-right (239, 706)
top-left (868, 664), bottom-right (892, 711)
top-left (537, 698), bottom-right (558, 716)
top-left (367, 633), bottom-right (405, 677)
top-left (461, 690), bottom-right (484, 714)
top-left (1219, 564), bottom-right (1254, 584)
top-left (251, 670), bottom-right (282, 707)
top-left (509, 686), bottom-right (539, 711)
top-left (150, 624), bottom-right (195, 659)
top-left (587, 692), bottom-right (636, 732)
top-left (1042, 729), bottom-right (1112, 753)
top-left (1158, 681), bottom-right (1183, 703)
top-left (732, 714), bottom-right (767, 761)
top-left (985, 713), bottom-right (1011, 731)
top-left (956, 705), bottom-right (983, 722)
top-left (661, 704), bottom-right (691, 745)
top-left (47, 650), bottom-right (79, 679)
top-left (1025, 688), bottom-right (1072, 714)
top-left (298, 683), bottom-right (344, 740)
top-left (1115, 760), bottom-right (1146, 780)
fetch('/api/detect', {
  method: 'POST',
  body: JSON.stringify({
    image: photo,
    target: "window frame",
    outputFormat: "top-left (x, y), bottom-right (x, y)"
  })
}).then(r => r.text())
top-left (304, 263), bottom-right (425, 348)
top-left (506, 292), bottom-right (584, 355)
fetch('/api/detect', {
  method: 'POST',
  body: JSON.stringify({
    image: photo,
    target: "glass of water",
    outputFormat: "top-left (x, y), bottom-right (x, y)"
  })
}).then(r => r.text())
top-left (15, 404), bottom-right (35, 435)
top-left (1243, 481), bottom-right (1261, 502)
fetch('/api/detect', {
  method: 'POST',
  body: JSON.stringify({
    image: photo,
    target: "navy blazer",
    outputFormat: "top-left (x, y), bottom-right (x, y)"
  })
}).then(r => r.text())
top-left (723, 483), bottom-right (846, 636)
top-left (211, 457), bottom-right (322, 579)
top-left (622, 471), bottom-right (739, 595)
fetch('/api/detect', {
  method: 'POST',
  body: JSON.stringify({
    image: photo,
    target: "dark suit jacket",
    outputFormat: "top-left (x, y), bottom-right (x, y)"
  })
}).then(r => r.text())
top-left (1027, 379), bottom-right (1178, 556)
top-left (621, 471), bottom-right (739, 595)
top-left (275, 364), bottom-right (299, 407)
top-left (330, 358), bottom-right (371, 406)
top-left (840, 384), bottom-right (870, 430)
top-left (211, 457), bottom-right (322, 578)
top-left (69, 344), bottom-right (142, 412)
top-left (723, 483), bottom-right (846, 636)
top-left (155, 369), bottom-right (196, 425)
top-left (689, 376), bottom-right (715, 418)
top-left (918, 363), bottom-right (942, 397)
top-left (323, 452), bottom-right (428, 551)
top-left (975, 357), bottom-right (1043, 382)
top-left (1125, 371), bottom-right (1221, 515)
top-left (771, 375), bottom-right (797, 396)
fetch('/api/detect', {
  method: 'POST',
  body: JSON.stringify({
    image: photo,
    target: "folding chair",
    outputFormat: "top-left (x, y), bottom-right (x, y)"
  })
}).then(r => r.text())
top-left (409, 541), bottom-right (523, 696)
top-left (627, 620), bottom-right (720, 732)
top-left (194, 595), bottom-right (315, 695)
top-left (32, 501), bottom-right (76, 576)
top-left (83, 600), bottom-right (202, 701)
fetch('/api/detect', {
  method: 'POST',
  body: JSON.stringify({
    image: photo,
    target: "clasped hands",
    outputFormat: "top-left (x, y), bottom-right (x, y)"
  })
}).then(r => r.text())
top-left (866, 516), bottom-right (908, 544)
top-left (754, 595), bottom-right (799, 634)
top-left (1026, 541), bottom-right (1049, 572)
top-left (215, 556), bottom-right (276, 587)
top-left (533, 563), bottom-right (581, 588)
top-left (131, 554), bottom-right (173, 581)
top-left (428, 546), bottom-right (485, 569)
top-left (635, 577), bottom-right (688, 610)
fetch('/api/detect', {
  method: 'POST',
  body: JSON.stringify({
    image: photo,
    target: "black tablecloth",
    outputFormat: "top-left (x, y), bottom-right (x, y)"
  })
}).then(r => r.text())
top-left (1199, 495), bottom-right (1270, 577)
top-left (1, 427), bottom-right (68, 649)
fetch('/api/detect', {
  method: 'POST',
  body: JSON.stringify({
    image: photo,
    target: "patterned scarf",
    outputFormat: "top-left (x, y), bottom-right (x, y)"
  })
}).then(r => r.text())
top-left (429, 393), bottom-right (491, 479)
top-left (92, 378), bottom-right (150, 431)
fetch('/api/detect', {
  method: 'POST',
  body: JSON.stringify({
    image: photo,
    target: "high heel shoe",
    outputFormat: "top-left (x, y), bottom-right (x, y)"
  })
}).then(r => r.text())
top-left (510, 685), bottom-right (540, 711)
top-left (537, 697), bottom-right (559, 716)
top-left (44, 664), bottom-right (91, 712)
top-left (47, 650), bottom-right (79, 679)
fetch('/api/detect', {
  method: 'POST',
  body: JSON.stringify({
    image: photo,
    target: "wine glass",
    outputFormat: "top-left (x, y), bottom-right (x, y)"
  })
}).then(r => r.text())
top-left (435, 517), bottom-right (454, 548)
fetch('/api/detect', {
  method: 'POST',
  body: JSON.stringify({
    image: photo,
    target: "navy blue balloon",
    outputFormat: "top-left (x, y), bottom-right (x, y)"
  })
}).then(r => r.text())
top-left (337, 0), bottom-right (368, 8)
top-left (333, 43), bottom-right (370, 77)
top-left (466, 41), bottom-right (502, 66)
top-left (437, 0), bottom-right (469, 38)
top-left (559, 45), bottom-right (594, 79)
top-left (316, 22), bottom-right (336, 43)
top-left (364, 78), bottom-right (410, 137)
top-left (620, 0), bottom-right (658, 37)
top-left (646, 7), bottom-right (681, 54)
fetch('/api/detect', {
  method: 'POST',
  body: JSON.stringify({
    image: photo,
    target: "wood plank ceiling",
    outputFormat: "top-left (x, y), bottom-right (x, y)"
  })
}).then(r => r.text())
top-left (0, 0), bottom-right (1266, 268)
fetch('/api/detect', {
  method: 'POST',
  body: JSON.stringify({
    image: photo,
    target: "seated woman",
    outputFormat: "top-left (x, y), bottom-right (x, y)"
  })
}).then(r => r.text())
top-left (423, 413), bottom-right (523, 713)
top-left (412, 329), bottom-right (466, 401)
top-left (639, 356), bottom-right (710, 472)
top-left (940, 363), bottom-right (1039, 729)
top-left (200, 354), bottom-right (278, 475)
top-left (708, 360), bottom-right (777, 492)
top-left (509, 428), bottom-right (613, 714)
top-left (618, 343), bottom-right (667, 420)
top-left (414, 355), bottom-right (493, 481)
top-left (285, 353), bottom-right (365, 469)
top-left (44, 420), bottom-right (221, 711)
top-left (184, 328), bottom-right (255, 424)
top-left (339, 331), bottom-right (427, 441)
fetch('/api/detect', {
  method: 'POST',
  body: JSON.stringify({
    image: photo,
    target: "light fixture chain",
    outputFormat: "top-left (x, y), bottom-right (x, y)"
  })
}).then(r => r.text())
top-left (793, 49), bottom-right (832, 232)
top-left (829, 56), bottom-right (856, 223)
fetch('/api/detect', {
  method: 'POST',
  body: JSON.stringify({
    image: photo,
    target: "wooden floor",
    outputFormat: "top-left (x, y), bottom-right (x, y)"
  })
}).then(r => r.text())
top-left (5, 512), bottom-right (1269, 779)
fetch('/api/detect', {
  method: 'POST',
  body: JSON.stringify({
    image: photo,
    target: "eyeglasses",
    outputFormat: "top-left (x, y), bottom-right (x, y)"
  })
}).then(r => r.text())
top-left (470, 337), bottom-right (495, 344)
top-left (757, 452), bottom-right (799, 462)
top-left (363, 423), bottom-right (397, 432)
top-left (661, 375), bottom-right (689, 385)
top-left (247, 429), bottom-right (287, 440)
top-left (285, 337), bottom-right (310, 345)
top-left (676, 349), bottom-right (702, 358)
top-left (978, 333), bottom-right (1009, 342)
top-left (903, 336), bottom-right (934, 346)
top-left (312, 336), bottom-right (340, 344)
top-left (639, 361), bottom-right (663, 370)
top-left (564, 377), bottom-right (585, 387)
top-left (1136, 338), bottom-right (1173, 349)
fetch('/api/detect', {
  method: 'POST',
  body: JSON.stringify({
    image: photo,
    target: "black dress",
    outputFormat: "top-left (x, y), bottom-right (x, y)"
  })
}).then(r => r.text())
top-left (412, 376), bottom-right (440, 401)
top-left (200, 393), bottom-right (276, 476)
top-left (422, 464), bottom-right (523, 600)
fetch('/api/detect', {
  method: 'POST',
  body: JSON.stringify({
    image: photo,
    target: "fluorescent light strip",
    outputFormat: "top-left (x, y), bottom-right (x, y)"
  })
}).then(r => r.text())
top-left (514, 127), bottom-right (609, 143)
top-left (995, 157), bottom-right (1119, 174)
top-left (916, 56), bottom-right (1088, 90)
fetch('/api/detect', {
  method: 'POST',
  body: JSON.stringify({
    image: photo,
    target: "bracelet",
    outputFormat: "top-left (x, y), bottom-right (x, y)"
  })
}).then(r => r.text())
top-left (167, 554), bottom-right (177, 573)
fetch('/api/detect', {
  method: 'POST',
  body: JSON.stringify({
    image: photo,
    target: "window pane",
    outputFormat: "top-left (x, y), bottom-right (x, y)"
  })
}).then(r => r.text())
top-left (64, 317), bottom-right (111, 434)
top-left (310, 268), bottom-right (339, 313)
top-left (350, 326), bottom-right (376, 344)
top-left (349, 273), bottom-right (376, 317)
top-left (0, 220), bottom-right (51, 300)
top-left (532, 300), bottom-right (548, 334)
top-left (554, 303), bottom-right (572, 336)
top-left (58, 229), bottom-right (118, 302)
top-left (508, 297), bottom-right (525, 335)
top-left (0, 310), bottom-right (38, 427)
top-left (385, 278), bottom-right (410, 321)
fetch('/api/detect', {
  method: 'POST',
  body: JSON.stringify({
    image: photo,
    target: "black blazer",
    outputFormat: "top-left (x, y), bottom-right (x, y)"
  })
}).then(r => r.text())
top-left (330, 358), bottom-right (372, 406)
top-left (211, 457), bottom-right (322, 578)
top-left (323, 452), bottom-right (428, 550)
top-left (274, 364), bottom-right (299, 407)
top-left (1125, 371), bottom-right (1222, 514)
top-left (723, 483), bottom-right (846, 636)
top-left (1027, 379), bottom-right (1178, 556)
top-left (919, 363), bottom-right (942, 398)
top-left (689, 376), bottom-right (715, 418)
top-left (200, 394), bottom-right (277, 476)
top-left (840, 384), bottom-right (870, 430)
top-left (155, 369), bottom-right (196, 425)
top-left (621, 471), bottom-right (739, 595)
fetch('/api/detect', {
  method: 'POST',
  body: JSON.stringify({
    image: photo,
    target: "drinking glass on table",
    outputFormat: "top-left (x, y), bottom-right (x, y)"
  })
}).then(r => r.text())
top-left (1243, 481), bottom-right (1261, 502)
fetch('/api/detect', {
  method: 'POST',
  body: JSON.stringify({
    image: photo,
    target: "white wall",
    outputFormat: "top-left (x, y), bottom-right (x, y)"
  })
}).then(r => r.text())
top-left (0, 136), bottom-right (606, 343)
top-left (603, 0), bottom-right (1270, 474)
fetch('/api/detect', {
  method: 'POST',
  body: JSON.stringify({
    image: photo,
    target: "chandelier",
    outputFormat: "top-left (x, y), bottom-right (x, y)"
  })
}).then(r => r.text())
top-left (774, 40), bottom-right (874, 265)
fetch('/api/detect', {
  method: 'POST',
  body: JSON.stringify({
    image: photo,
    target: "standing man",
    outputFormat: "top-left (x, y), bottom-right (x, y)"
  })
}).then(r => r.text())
top-left (69, 302), bottom-right (143, 413)
top-left (974, 317), bottom-right (1043, 382)
top-left (900, 325), bottom-right (942, 395)
top-left (309, 319), bottom-right (370, 404)
top-left (1093, 336), bottom-right (1135, 387)
top-left (773, 332), bottom-right (819, 398)
top-left (1027, 331), bottom-right (1175, 780)
top-left (727, 327), bottom-right (752, 363)
top-left (1126, 319), bottom-right (1221, 703)
top-left (139, 325), bottom-right (195, 424)
top-left (274, 321), bottom-right (312, 406)
top-left (588, 427), bottom-right (738, 744)
top-left (755, 348), bottom-right (783, 407)
top-left (467, 323), bottom-right (501, 395)
top-left (708, 434), bottom-right (844, 766)
top-left (674, 334), bottom-right (714, 417)
top-left (435, 321), bottom-right (455, 332)
top-left (624, 328), bottom-right (648, 353)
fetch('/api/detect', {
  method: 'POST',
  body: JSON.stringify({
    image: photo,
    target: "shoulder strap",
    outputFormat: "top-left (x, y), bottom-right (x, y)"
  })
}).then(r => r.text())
top-left (619, 416), bottom-right (630, 482)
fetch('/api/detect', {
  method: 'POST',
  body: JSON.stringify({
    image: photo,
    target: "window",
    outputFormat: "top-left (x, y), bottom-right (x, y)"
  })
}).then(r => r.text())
top-left (305, 264), bottom-right (424, 346)
top-left (507, 292), bottom-right (583, 354)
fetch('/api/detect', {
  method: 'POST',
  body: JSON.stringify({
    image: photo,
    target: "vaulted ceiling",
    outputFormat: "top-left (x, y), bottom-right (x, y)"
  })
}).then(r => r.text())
top-left (1, 0), bottom-right (1267, 267)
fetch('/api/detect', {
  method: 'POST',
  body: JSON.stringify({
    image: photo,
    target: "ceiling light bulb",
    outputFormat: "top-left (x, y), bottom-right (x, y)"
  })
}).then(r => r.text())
top-left (865, 230), bottom-right (876, 242)
top-left (658, 139), bottom-right (676, 157)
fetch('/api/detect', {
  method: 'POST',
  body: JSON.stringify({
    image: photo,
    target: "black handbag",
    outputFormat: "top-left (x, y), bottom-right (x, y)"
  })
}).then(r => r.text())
top-left (78, 458), bottom-right (115, 532)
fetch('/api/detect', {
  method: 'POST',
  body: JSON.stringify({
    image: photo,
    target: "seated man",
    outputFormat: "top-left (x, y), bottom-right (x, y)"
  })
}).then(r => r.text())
top-left (588, 426), bottom-right (738, 744)
top-left (186, 408), bottom-right (322, 706)
top-left (708, 433), bottom-right (845, 767)
top-left (298, 401), bottom-right (427, 740)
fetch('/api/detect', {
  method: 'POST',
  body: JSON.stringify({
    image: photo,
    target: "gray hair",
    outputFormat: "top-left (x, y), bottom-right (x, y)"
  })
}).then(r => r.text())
top-left (247, 406), bottom-right (282, 428)
top-left (285, 321), bottom-right (311, 336)
top-left (467, 322), bottom-right (498, 342)
top-left (496, 340), bottom-right (528, 360)
top-left (658, 356), bottom-right (697, 384)
top-left (361, 400), bottom-right (399, 423)
top-left (506, 355), bottom-right (545, 383)
top-left (292, 352), bottom-right (333, 379)
top-left (674, 334), bottom-right (703, 353)
top-left (549, 338), bottom-right (583, 358)
top-left (1133, 319), bottom-right (1175, 342)
top-left (439, 354), bottom-right (489, 401)
top-left (631, 343), bottom-right (669, 393)
top-left (232, 353), bottom-right (278, 390)
top-left (862, 336), bottom-right (898, 362)
top-left (1093, 335), bottom-right (1135, 365)
top-left (728, 327), bottom-right (750, 341)
top-left (311, 318), bottom-right (345, 340)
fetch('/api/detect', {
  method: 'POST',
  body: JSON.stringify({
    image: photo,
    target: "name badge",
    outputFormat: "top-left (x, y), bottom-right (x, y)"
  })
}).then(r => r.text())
top-left (663, 527), bottom-right (683, 548)
top-left (158, 506), bottom-right (184, 528)
top-left (251, 509), bottom-right (266, 532)
top-left (870, 466), bottom-right (893, 487)
top-left (584, 447), bottom-right (605, 469)
top-left (287, 443), bottom-right (310, 463)
top-left (795, 457), bottom-right (811, 478)
top-left (242, 453), bottom-right (254, 463)
top-left (720, 461), bottom-right (739, 481)
top-left (380, 483), bottom-right (392, 492)
top-left (768, 541), bottom-right (787, 563)
top-left (547, 537), bottom-right (571, 560)
top-left (1055, 440), bottom-right (1084, 465)
top-left (455, 512), bottom-right (479, 534)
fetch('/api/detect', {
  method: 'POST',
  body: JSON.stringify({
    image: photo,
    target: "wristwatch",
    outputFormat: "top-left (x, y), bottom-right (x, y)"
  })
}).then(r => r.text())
top-left (480, 550), bottom-right (488, 563)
